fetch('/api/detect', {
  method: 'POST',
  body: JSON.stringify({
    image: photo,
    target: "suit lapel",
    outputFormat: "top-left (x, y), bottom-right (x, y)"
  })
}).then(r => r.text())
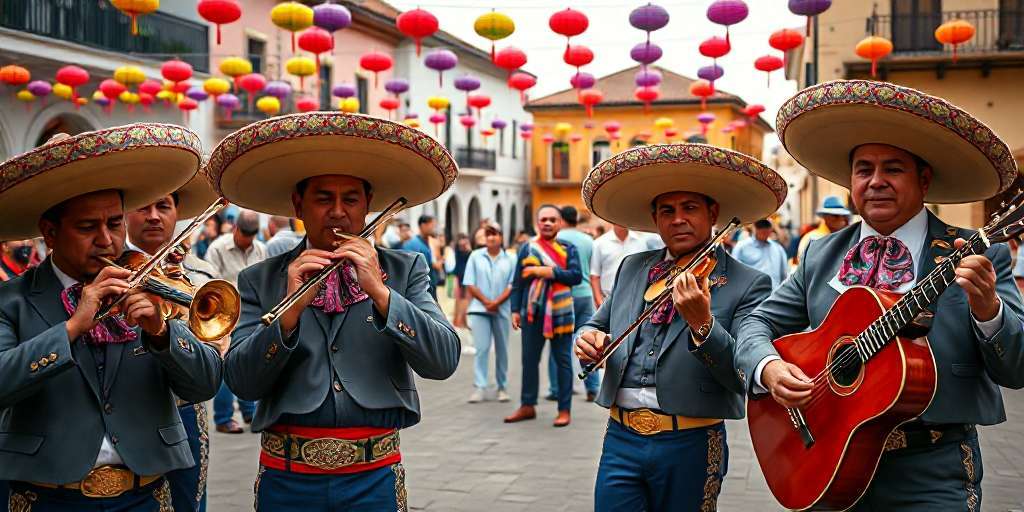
top-left (103, 343), bottom-right (127, 395)
top-left (622, 250), bottom-right (664, 358)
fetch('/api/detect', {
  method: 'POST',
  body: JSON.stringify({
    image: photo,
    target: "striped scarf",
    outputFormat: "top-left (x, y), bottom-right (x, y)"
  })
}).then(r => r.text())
top-left (524, 237), bottom-right (574, 339)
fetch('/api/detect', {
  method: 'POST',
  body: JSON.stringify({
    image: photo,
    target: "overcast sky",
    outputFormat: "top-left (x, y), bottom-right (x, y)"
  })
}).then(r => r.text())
top-left (389, 0), bottom-right (807, 149)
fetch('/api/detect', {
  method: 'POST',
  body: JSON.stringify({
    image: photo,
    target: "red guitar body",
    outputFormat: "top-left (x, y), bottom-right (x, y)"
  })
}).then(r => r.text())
top-left (747, 286), bottom-right (938, 511)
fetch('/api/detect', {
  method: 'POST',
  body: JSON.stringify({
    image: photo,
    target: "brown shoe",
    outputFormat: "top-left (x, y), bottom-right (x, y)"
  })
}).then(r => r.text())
top-left (503, 405), bottom-right (536, 423)
top-left (553, 411), bottom-right (571, 427)
top-left (586, 392), bottom-right (597, 402)
top-left (216, 420), bottom-right (244, 434)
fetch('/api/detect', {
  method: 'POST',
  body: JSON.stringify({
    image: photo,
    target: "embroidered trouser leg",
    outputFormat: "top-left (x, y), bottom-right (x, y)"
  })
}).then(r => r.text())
top-left (166, 402), bottom-right (209, 512)
top-left (253, 463), bottom-right (408, 512)
top-left (853, 429), bottom-right (982, 512)
top-left (595, 420), bottom-right (728, 512)
top-left (8, 479), bottom-right (172, 511)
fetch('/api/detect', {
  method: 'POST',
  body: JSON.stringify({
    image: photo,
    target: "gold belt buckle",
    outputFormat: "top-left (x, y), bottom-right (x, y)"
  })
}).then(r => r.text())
top-left (80, 465), bottom-right (132, 498)
top-left (300, 437), bottom-right (360, 470)
top-left (626, 409), bottom-right (661, 436)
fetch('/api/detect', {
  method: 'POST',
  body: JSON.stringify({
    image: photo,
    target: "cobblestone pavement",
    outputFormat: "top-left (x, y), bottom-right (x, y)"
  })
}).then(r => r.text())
top-left (208, 327), bottom-right (1024, 512)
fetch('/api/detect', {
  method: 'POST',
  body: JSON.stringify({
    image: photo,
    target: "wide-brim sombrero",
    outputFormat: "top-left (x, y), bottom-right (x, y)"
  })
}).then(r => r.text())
top-left (0, 123), bottom-right (202, 241)
top-left (206, 112), bottom-right (458, 217)
top-left (777, 79), bottom-right (1018, 203)
top-left (582, 143), bottom-right (787, 232)
top-left (174, 166), bottom-right (220, 219)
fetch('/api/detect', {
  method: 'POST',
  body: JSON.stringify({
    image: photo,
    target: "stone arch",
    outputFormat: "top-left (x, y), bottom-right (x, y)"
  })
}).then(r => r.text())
top-left (25, 103), bottom-right (99, 153)
top-left (466, 196), bottom-right (481, 238)
top-left (509, 204), bottom-right (518, 240)
top-left (444, 194), bottom-right (461, 242)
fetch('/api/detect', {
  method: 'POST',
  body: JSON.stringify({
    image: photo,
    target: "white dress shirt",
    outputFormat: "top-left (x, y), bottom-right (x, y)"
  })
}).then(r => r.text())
top-left (51, 262), bottom-right (125, 468)
top-left (591, 230), bottom-right (651, 297)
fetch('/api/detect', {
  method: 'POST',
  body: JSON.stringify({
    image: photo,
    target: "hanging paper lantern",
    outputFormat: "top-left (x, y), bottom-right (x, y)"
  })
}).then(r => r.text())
top-left (332, 83), bottom-right (356, 99)
top-left (203, 77), bottom-right (230, 100)
top-left (52, 83), bottom-right (73, 101)
top-left (508, 72), bottom-right (536, 104)
top-left (935, 19), bottom-right (975, 63)
top-left (699, 36), bottom-right (731, 68)
top-left (298, 26), bottom-right (334, 75)
top-left (542, 134), bottom-right (555, 144)
top-left (384, 78), bottom-right (409, 97)
top-left (256, 95), bottom-right (281, 116)
top-left (722, 125), bottom-right (735, 134)
top-left (689, 79), bottom-right (715, 110)
top-left (630, 42), bottom-right (663, 67)
top-left (263, 80), bottom-right (292, 100)
top-left (119, 91), bottom-right (140, 112)
top-left (554, 124), bottom-right (572, 140)
top-left (520, 131), bottom-right (533, 140)
top-left (855, 36), bottom-right (892, 78)
top-left (100, 79), bottom-right (127, 103)
top-left (92, 90), bottom-right (111, 109)
top-left (520, 122), bottom-right (534, 132)
top-left (285, 56), bottom-right (316, 88)
top-left (339, 97), bottom-right (360, 113)
top-left (170, 80), bottom-right (191, 95)
top-left (570, 72), bottom-right (596, 90)
top-left (467, 93), bottom-right (491, 118)
top-left (155, 89), bottom-right (175, 105)
top-left (569, 133), bottom-right (584, 144)
top-left (138, 91), bottom-right (154, 112)
top-left (237, 73), bottom-right (267, 109)
top-left (629, 3), bottom-right (670, 40)
top-left (474, 10), bottom-right (515, 62)
top-left (359, 51), bottom-right (392, 88)
top-left (55, 65), bottom-right (89, 101)
top-left (604, 121), bottom-right (621, 134)
top-left (313, 2), bottom-right (352, 55)
top-left (112, 65), bottom-right (145, 88)
top-left (654, 117), bottom-right (674, 131)
top-left (788, 0), bottom-right (831, 35)
top-left (405, 112), bottom-right (419, 120)
top-left (743, 104), bottom-right (765, 120)
top-left (186, 86), bottom-right (209, 102)
top-left (460, 115), bottom-right (476, 129)
top-left (454, 75), bottom-right (481, 104)
top-left (379, 97), bottom-right (400, 118)
top-left (754, 55), bottom-right (784, 86)
top-left (296, 97), bottom-right (319, 112)
top-left (15, 89), bottom-right (35, 111)
top-left (161, 60), bottom-right (193, 86)
top-left (197, 0), bottom-right (241, 45)
top-left (428, 113), bottom-right (446, 136)
top-left (139, 79), bottom-right (163, 97)
top-left (217, 93), bottom-right (240, 120)
top-left (579, 89), bottom-right (603, 118)
top-left (491, 119), bottom-right (508, 131)
top-left (494, 47), bottom-right (527, 79)
top-left (111, 0), bottom-right (159, 36)
top-left (219, 57), bottom-right (252, 92)
top-left (271, 1), bottom-right (314, 53)
top-left (424, 49), bottom-right (458, 87)
top-left (549, 8), bottom-right (588, 50)
top-left (697, 112), bottom-right (716, 134)
top-left (26, 80), bottom-right (51, 105)
top-left (563, 45), bottom-right (594, 73)
top-left (0, 65), bottom-right (30, 86)
top-left (769, 28), bottom-right (805, 67)
top-left (480, 128), bottom-right (496, 144)
top-left (635, 68), bottom-right (662, 88)
top-left (396, 8), bottom-right (438, 57)
top-left (707, 0), bottom-right (748, 44)
top-left (178, 97), bottom-right (199, 115)
top-left (406, 118), bottom-right (421, 129)
top-left (635, 86), bottom-right (660, 113)
top-left (697, 64), bottom-right (724, 84)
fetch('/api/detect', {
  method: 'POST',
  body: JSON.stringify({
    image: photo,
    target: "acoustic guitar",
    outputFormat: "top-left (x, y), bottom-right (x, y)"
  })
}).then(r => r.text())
top-left (747, 194), bottom-right (1024, 511)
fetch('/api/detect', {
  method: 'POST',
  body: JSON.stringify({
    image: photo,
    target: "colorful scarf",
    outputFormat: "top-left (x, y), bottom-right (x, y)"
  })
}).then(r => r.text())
top-left (838, 235), bottom-right (914, 291)
top-left (311, 262), bottom-right (370, 314)
top-left (648, 259), bottom-right (677, 325)
top-left (60, 284), bottom-right (138, 345)
top-left (524, 237), bottom-right (574, 339)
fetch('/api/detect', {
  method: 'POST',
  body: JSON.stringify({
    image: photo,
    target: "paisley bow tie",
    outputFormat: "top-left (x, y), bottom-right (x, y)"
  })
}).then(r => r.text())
top-left (838, 235), bottom-right (914, 291)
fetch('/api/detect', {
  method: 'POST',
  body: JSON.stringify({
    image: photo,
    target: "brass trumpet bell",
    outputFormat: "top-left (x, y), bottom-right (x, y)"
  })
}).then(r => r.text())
top-left (187, 279), bottom-right (241, 342)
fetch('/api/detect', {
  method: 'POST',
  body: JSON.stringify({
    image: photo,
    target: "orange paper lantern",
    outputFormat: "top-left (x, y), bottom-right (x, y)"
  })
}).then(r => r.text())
top-left (934, 19), bottom-right (975, 63)
top-left (855, 36), bottom-right (892, 78)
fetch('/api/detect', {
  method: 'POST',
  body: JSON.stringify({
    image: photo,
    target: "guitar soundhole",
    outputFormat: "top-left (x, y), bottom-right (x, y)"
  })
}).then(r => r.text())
top-left (830, 344), bottom-right (863, 388)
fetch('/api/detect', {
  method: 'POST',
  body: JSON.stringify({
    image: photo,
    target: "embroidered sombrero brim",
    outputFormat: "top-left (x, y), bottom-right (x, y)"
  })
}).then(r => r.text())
top-left (0, 124), bottom-right (202, 241)
top-left (777, 80), bottom-right (1018, 203)
top-left (206, 112), bottom-right (458, 217)
top-left (583, 143), bottom-right (787, 232)
top-left (174, 168), bottom-right (220, 219)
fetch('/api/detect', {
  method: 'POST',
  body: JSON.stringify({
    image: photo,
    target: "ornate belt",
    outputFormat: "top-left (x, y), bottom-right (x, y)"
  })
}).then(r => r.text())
top-left (883, 423), bottom-right (975, 452)
top-left (610, 406), bottom-right (722, 436)
top-left (260, 426), bottom-right (400, 474)
top-left (30, 465), bottom-right (162, 498)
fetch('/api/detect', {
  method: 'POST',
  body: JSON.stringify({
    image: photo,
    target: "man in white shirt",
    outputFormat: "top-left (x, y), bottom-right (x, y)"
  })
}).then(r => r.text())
top-left (265, 216), bottom-right (304, 258)
top-left (590, 224), bottom-right (650, 306)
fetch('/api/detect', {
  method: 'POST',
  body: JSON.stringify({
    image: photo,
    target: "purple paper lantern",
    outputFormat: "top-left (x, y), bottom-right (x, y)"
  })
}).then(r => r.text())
top-left (454, 75), bottom-right (481, 93)
top-left (384, 79), bottom-right (409, 96)
top-left (217, 93), bottom-right (240, 110)
top-left (630, 42), bottom-right (663, 66)
top-left (697, 112), bottom-right (716, 124)
top-left (94, 96), bottom-right (111, 107)
top-left (264, 81), bottom-right (292, 99)
top-left (27, 80), bottom-right (52, 99)
top-left (313, 3), bottom-right (352, 32)
top-left (424, 49), bottom-right (458, 87)
top-left (332, 83), bottom-right (356, 98)
top-left (491, 119), bottom-right (508, 130)
top-left (570, 72), bottom-right (596, 90)
top-left (186, 86), bottom-right (209, 102)
top-left (634, 69), bottom-right (662, 88)
top-left (789, 0), bottom-right (831, 34)
top-left (697, 64), bottom-right (724, 83)
top-left (629, 4), bottom-right (669, 37)
top-left (520, 122), bottom-right (533, 132)
top-left (707, 0), bottom-right (748, 43)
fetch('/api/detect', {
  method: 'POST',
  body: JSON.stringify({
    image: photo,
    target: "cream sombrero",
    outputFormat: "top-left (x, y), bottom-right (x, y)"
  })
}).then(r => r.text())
top-left (777, 79), bottom-right (1018, 203)
top-left (582, 143), bottom-right (787, 232)
top-left (173, 166), bottom-right (220, 219)
top-left (0, 123), bottom-right (202, 241)
top-left (206, 112), bottom-right (458, 216)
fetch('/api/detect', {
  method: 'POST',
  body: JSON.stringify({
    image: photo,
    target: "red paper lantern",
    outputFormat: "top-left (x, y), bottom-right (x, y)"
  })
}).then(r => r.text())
top-left (699, 36), bottom-right (731, 63)
top-left (172, 81), bottom-right (192, 95)
top-left (298, 27), bottom-right (334, 75)
top-left (578, 88), bottom-right (603, 118)
top-left (769, 28), bottom-right (804, 67)
top-left (296, 97), bottom-right (319, 112)
top-left (55, 65), bottom-right (90, 102)
top-left (494, 47), bottom-right (527, 79)
top-left (100, 79), bottom-right (127, 100)
top-left (754, 55), bottom-right (784, 86)
top-left (563, 45), bottom-right (594, 70)
top-left (359, 51), bottom-right (393, 88)
top-left (508, 72), bottom-right (536, 104)
top-left (396, 8), bottom-right (438, 56)
top-left (689, 79), bottom-right (715, 110)
top-left (197, 0), bottom-right (242, 45)
top-left (460, 115), bottom-right (476, 128)
top-left (236, 73), bottom-right (267, 109)
top-left (664, 128), bottom-right (679, 139)
top-left (519, 131), bottom-right (532, 140)
top-left (467, 93), bottom-right (491, 118)
top-left (139, 91), bottom-right (155, 112)
top-left (549, 8), bottom-right (588, 49)
top-left (178, 97), bottom-right (198, 111)
top-left (139, 79), bottom-right (163, 96)
top-left (570, 133), bottom-right (583, 143)
top-left (634, 86), bottom-right (660, 113)
top-left (380, 97), bottom-right (400, 119)
top-left (0, 65), bottom-right (30, 86)
top-left (542, 133), bottom-right (555, 144)
top-left (161, 60), bottom-right (193, 84)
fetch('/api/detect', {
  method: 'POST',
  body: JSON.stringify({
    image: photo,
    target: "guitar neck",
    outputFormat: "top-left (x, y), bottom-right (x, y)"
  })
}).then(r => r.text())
top-left (854, 231), bottom-right (990, 361)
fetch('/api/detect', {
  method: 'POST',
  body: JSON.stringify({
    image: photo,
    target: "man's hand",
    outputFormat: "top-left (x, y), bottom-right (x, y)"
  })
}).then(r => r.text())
top-left (574, 330), bottom-right (608, 365)
top-left (761, 359), bottom-right (814, 408)
top-left (121, 289), bottom-right (167, 337)
top-left (280, 249), bottom-right (341, 332)
top-left (672, 272), bottom-right (713, 333)
top-left (511, 312), bottom-right (521, 330)
top-left (335, 238), bottom-right (390, 315)
top-left (66, 266), bottom-right (132, 341)
top-left (953, 238), bottom-right (1001, 322)
top-left (521, 266), bottom-right (553, 280)
top-left (484, 300), bottom-right (499, 313)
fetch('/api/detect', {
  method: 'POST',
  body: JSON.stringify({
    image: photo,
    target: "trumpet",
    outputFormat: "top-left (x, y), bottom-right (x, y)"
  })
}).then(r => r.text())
top-left (260, 197), bottom-right (408, 326)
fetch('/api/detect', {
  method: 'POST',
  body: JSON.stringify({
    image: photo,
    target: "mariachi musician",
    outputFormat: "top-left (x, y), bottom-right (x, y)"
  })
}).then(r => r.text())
top-left (211, 112), bottom-right (461, 511)
top-left (0, 126), bottom-right (223, 510)
top-left (574, 143), bottom-right (785, 510)
top-left (737, 80), bottom-right (1024, 510)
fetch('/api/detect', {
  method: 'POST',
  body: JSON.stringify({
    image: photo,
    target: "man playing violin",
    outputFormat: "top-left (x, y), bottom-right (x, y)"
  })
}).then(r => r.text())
top-left (574, 143), bottom-right (786, 511)
top-left (0, 127), bottom-right (223, 510)
top-left (737, 80), bottom-right (1024, 510)
top-left (211, 113), bottom-right (460, 511)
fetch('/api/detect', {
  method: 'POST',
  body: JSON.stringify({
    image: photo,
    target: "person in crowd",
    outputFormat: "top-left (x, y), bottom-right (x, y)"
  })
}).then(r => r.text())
top-left (590, 224), bottom-right (650, 307)
top-left (733, 218), bottom-right (790, 289)
top-left (265, 216), bottom-right (304, 257)
top-left (452, 234), bottom-right (473, 329)
top-left (463, 222), bottom-right (515, 403)
top-left (402, 215), bottom-right (443, 299)
top-left (550, 205), bottom-right (598, 401)
top-left (795, 195), bottom-right (851, 264)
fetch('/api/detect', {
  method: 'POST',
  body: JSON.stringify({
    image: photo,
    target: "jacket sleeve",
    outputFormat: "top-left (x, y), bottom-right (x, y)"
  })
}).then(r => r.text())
top-left (552, 243), bottom-right (583, 286)
top-left (372, 253), bottom-right (460, 380)
top-left (691, 272), bottom-right (772, 394)
top-left (972, 244), bottom-right (1024, 389)
top-left (510, 245), bottom-right (527, 313)
top-left (0, 313), bottom-right (76, 408)
top-left (224, 270), bottom-right (296, 401)
top-left (146, 320), bottom-right (223, 403)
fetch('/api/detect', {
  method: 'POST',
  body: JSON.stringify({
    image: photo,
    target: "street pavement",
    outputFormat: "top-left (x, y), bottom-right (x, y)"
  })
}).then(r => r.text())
top-left (208, 315), bottom-right (1024, 511)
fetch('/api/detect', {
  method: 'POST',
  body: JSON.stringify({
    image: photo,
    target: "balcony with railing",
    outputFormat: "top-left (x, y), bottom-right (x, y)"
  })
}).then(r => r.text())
top-left (1, 0), bottom-right (209, 72)
top-left (454, 147), bottom-right (496, 171)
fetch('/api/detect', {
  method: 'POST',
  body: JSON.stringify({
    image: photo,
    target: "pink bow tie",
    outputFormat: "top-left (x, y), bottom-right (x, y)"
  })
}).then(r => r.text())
top-left (60, 284), bottom-right (138, 345)
top-left (838, 235), bottom-right (914, 291)
top-left (311, 263), bottom-right (369, 314)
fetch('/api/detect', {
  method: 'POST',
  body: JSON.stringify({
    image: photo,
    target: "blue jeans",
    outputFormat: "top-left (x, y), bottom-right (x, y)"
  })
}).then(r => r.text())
top-left (9, 479), bottom-right (172, 511)
top-left (521, 318), bottom-right (573, 412)
top-left (468, 312), bottom-right (510, 390)
top-left (254, 463), bottom-right (408, 511)
top-left (595, 420), bottom-right (728, 512)
top-left (549, 296), bottom-right (598, 395)
top-left (166, 403), bottom-right (209, 511)
top-left (214, 381), bottom-right (256, 426)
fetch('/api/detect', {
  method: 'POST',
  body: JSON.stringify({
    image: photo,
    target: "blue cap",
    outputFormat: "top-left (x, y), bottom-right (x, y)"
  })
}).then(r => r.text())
top-left (817, 195), bottom-right (851, 216)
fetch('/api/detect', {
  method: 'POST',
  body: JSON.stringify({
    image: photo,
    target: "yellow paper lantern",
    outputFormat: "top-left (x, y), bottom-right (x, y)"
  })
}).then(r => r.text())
top-left (405, 119), bottom-right (421, 128)
top-left (203, 77), bottom-right (231, 97)
top-left (271, 2), bottom-right (314, 53)
top-left (256, 95), bottom-right (281, 115)
top-left (16, 89), bottom-right (35, 102)
top-left (654, 117), bottom-right (674, 130)
top-left (92, 90), bottom-right (106, 101)
top-left (554, 122), bottom-right (572, 137)
top-left (427, 96), bottom-right (450, 111)
top-left (474, 10), bottom-right (515, 61)
top-left (286, 57), bottom-right (316, 88)
top-left (339, 97), bottom-right (360, 113)
top-left (52, 83), bottom-right (73, 100)
top-left (219, 57), bottom-right (252, 79)
top-left (156, 90), bottom-right (175, 102)
top-left (111, 0), bottom-right (160, 36)
top-left (119, 91), bottom-right (140, 105)
top-left (113, 65), bottom-right (146, 87)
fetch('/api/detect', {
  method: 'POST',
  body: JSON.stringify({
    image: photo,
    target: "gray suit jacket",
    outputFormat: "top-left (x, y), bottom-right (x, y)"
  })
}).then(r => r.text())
top-left (225, 241), bottom-right (460, 432)
top-left (736, 213), bottom-right (1024, 425)
top-left (0, 259), bottom-right (223, 483)
top-left (582, 246), bottom-right (772, 419)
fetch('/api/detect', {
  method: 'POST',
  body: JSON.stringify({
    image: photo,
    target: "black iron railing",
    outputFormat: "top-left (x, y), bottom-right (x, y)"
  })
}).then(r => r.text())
top-left (867, 8), bottom-right (1024, 56)
top-left (1, 0), bottom-right (210, 72)
top-left (454, 147), bottom-right (497, 170)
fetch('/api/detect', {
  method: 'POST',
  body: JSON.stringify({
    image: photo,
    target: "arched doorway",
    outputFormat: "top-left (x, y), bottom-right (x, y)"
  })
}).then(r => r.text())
top-left (509, 204), bottom-right (518, 240)
top-left (34, 113), bottom-right (93, 147)
top-left (523, 201), bottom-right (533, 235)
top-left (494, 203), bottom-right (504, 234)
top-left (444, 195), bottom-right (461, 242)
top-left (467, 196), bottom-right (481, 238)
